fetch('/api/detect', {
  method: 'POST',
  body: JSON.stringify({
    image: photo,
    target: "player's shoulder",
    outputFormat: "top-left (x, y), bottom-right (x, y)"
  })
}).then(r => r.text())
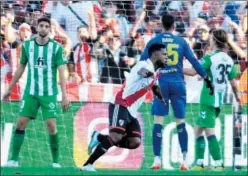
top-left (49, 38), bottom-right (63, 48)
top-left (135, 60), bottom-right (148, 68)
top-left (139, 59), bottom-right (154, 71)
top-left (21, 38), bottom-right (35, 49)
top-left (23, 37), bottom-right (34, 45)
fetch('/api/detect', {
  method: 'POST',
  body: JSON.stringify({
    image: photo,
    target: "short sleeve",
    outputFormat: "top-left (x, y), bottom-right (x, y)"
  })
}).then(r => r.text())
top-left (228, 65), bottom-right (237, 81)
top-left (56, 45), bottom-right (68, 66)
top-left (201, 54), bottom-right (212, 70)
top-left (20, 44), bottom-right (28, 64)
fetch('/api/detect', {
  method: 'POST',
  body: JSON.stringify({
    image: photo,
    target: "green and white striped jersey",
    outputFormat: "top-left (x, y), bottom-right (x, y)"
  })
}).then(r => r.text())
top-left (200, 50), bottom-right (236, 108)
top-left (20, 38), bottom-right (68, 96)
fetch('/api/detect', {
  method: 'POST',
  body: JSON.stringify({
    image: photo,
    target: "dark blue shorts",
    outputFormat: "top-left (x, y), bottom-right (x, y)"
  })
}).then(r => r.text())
top-left (152, 82), bottom-right (186, 119)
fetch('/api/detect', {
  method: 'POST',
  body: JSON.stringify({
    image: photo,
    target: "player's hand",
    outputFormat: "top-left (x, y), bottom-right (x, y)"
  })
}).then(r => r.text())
top-left (204, 77), bottom-right (214, 95)
top-left (138, 68), bottom-right (154, 78)
top-left (158, 97), bottom-right (166, 105)
top-left (62, 96), bottom-right (69, 112)
top-left (2, 90), bottom-right (11, 102)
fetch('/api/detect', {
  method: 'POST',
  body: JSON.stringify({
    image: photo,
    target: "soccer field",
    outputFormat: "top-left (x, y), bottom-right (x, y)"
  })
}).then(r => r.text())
top-left (1, 167), bottom-right (248, 175)
top-left (1, 102), bottom-right (247, 175)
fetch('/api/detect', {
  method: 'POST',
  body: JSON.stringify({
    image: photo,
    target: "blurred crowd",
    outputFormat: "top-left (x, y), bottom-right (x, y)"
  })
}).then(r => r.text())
top-left (1, 0), bottom-right (247, 84)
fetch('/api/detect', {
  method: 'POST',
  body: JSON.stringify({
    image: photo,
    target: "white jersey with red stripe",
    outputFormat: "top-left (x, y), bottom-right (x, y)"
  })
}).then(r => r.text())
top-left (71, 43), bottom-right (98, 83)
top-left (112, 59), bottom-right (159, 118)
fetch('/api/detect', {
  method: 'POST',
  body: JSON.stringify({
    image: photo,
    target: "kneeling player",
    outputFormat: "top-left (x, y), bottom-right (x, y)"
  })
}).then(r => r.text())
top-left (80, 43), bottom-right (168, 171)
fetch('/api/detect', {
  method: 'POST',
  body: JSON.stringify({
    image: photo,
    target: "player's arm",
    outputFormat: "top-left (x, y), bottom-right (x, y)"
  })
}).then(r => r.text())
top-left (137, 67), bottom-right (154, 78)
top-left (183, 39), bottom-right (207, 78)
top-left (185, 53), bottom-right (214, 95)
top-left (2, 44), bottom-right (27, 101)
top-left (2, 63), bottom-right (26, 101)
top-left (230, 80), bottom-right (241, 103)
top-left (183, 68), bottom-right (197, 76)
top-left (152, 85), bottom-right (166, 104)
top-left (56, 46), bottom-right (69, 111)
top-left (228, 65), bottom-right (241, 103)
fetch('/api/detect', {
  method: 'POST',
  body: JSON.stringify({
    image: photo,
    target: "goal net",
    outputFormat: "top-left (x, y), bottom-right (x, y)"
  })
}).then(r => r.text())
top-left (1, 0), bottom-right (247, 173)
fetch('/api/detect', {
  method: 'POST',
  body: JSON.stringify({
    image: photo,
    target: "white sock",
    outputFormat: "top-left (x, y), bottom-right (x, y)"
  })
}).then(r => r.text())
top-left (215, 160), bottom-right (223, 167)
top-left (154, 156), bottom-right (161, 163)
top-left (183, 152), bottom-right (187, 161)
top-left (196, 159), bottom-right (204, 166)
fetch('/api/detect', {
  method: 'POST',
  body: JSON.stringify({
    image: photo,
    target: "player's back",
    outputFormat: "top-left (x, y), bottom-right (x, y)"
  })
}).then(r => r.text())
top-left (201, 50), bottom-right (235, 107)
top-left (207, 51), bottom-right (234, 92)
top-left (141, 32), bottom-right (197, 82)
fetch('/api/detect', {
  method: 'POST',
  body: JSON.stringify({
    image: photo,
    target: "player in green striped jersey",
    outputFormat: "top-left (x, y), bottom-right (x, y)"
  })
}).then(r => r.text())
top-left (3, 17), bottom-right (69, 168)
top-left (184, 29), bottom-right (241, 171)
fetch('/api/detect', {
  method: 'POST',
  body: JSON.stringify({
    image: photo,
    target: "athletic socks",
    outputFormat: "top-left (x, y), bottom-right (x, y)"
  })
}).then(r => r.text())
top-left (207, 135), bottom-right (222, 166)
top-left (84, 135), bottom-right (114, 166)
top-left (10, 129), bottom-right (25, 161)
top-left (177, 123), bottom-right (188, 160)
top-left (195, 136), bottom-right (205, 165)
top-left (152, 124), bottom-right (163, 157)
top-left (49, 133), bottom-right (59, 163)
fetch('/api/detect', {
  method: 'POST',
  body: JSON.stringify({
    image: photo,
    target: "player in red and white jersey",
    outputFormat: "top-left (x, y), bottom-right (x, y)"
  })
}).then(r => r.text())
top-left (80, 43), bottom-right (168, 171)
top-left (113, 59), bottom-right (160, 118)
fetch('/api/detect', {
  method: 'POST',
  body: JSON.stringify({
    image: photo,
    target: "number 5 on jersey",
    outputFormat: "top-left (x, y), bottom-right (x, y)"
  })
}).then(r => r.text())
top-left (167, 44), bottom-right (179, 66)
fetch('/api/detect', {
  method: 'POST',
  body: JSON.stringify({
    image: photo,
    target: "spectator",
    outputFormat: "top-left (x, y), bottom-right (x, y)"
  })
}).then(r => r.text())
top-left (193, 25), bottom-right (210, 60)
top-left (50, 18), bottom-right (72, 58)
top-left (25, 1), bottom-right (44, 34)
top-left (125, 32), bottom-right (146, 66)
top-left (68, 7), bottom-right (98, 83)
top-left (99, 7), bottom-right (121, 38)
top-left (100, 35), bottom-right (127, 84)
top-left (130, 7), bottom-right (160, 45)
top-left (44, 0), bottom-right (98, 46)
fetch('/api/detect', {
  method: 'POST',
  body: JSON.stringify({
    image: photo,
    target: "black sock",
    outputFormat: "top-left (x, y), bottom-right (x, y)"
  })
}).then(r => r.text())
top-left (84, 136), bottom-right (114, 166)
top-left (97, 133), bottom-right (107, 142)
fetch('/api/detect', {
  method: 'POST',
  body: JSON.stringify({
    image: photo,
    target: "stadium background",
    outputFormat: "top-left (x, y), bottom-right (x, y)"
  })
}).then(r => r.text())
top-left (1, 0), bottom-right (247, 175)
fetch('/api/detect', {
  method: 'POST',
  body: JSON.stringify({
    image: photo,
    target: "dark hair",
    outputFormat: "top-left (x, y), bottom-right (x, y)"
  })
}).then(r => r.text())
top-left (77, 24), bottom-right (88, 31)
top-left (212, 29), bottom-right (228, 49)
top-left (148, 44), bottom-right (166, 58)
top-left (161, 14), bottom-right (175, 30)
top-left (37, 17), bottom-right (51, 26)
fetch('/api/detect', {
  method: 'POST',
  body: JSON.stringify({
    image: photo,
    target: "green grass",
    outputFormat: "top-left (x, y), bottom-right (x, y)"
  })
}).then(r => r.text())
top-left (1, 102), bottom-right (247, 175)
top-left (1, 167), bottom-right (248, 176)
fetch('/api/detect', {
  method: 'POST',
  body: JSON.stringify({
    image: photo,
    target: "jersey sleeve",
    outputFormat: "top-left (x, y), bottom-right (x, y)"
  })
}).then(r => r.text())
top-left (56, 45), bottom-right (68, 66)
top-left (183, 39), bottom-right (207, 78)
top-left (20, 44), bottom-right (28, 64)
top-left (228, 65), bottom-right (237, 81)
top-left (201, 54), bottom-right (212, 70)
top-left (131, 61), bottom-right (146, 74)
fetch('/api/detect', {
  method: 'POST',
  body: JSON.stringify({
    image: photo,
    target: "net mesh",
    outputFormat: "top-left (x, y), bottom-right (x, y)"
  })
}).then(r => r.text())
top-left (1, 0), bottom-right (247, 171)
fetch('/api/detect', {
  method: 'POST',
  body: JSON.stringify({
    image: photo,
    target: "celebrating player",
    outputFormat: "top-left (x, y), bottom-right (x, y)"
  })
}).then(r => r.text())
top-left (140, 13), bottom-right (214, 170)
top-left (184, 29), bottom-right (241, 171)
top-left (80, 43), bottom-right (168, 171)
top-left (3, 17), bottom-right (69, 168)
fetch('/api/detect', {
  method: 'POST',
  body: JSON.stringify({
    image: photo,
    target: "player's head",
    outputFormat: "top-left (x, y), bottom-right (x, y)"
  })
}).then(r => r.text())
top-left (148, 44), bottom-right (167, 69)
top-left (210, 29), bottom-right (228, 49)
top-left (161, 13), bottom-right (175, 31)
top-left (37, 17), bottom-right (51, 38)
